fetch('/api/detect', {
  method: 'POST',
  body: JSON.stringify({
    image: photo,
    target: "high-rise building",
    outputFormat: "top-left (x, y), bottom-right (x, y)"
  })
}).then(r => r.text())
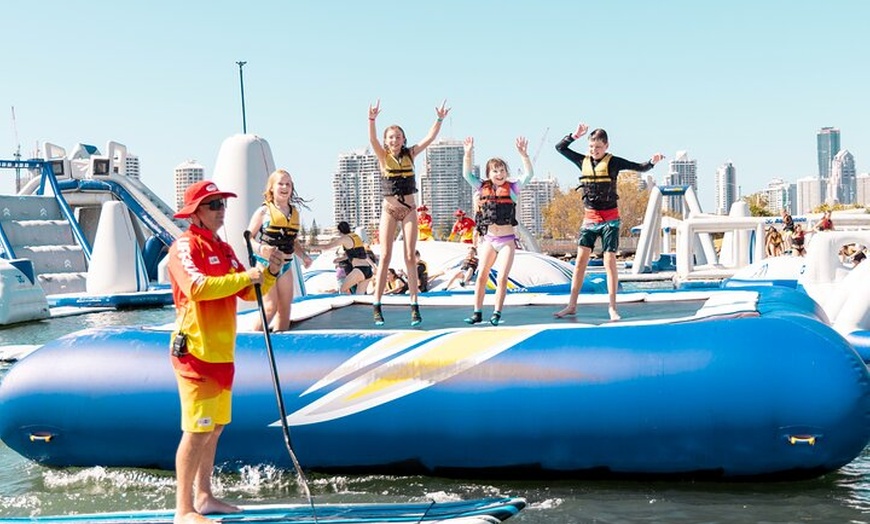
top-left (796, 176), bottom-right (825, 215)
top-left (761, 178), bottom-right (796, 215)
top-left (829, 149), bottom-right (856, 205)
top-left (817, 127), bottom-right (840, 179)
top-left (664, 151), bottom-right (697, 215)
top-left (421, 140), bottom-right (472, 235)
top-left (519, 175), bottom-right (559, 238)
top-left (714, 161), bottom-right (738, 215)
top-left (174, 160), bottom-right (205, 211)
top-left (331, 149), bottom-right (381, 235)
top-left (856, 173), bottom-right (870, 207)
top-left (125, 154), bottom-right (140, 179)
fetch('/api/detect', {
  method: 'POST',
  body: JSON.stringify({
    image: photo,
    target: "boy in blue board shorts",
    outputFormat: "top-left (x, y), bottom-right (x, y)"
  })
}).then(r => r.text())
top-left (553, 122), bottom-right (664, 321)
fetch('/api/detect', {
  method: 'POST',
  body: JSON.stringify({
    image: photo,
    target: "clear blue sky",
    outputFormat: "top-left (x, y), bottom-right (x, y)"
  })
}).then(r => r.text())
top-left (2, 0), bottom-right (867, 227)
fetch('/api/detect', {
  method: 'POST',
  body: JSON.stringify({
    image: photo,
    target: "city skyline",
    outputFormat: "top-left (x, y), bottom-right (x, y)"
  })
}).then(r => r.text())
top-left (2, 1), bottom-right (869, 228)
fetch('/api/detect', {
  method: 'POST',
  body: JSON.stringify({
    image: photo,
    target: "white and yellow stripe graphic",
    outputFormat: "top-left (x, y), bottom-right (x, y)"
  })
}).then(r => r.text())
top-left (283, 326), bottom-right (541, 426)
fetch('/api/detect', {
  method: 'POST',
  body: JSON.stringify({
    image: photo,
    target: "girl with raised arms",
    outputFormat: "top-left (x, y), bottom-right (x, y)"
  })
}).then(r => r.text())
top-left (367, 99), bottom-right (450, 326)
top-left (462, 136), bottom-right (533, 326)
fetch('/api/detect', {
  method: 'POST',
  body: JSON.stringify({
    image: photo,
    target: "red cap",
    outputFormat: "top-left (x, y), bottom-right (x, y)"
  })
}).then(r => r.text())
top-left (417, 204), bottom-right (429, 212)
top-left (454, 209), bottom-right (466, 217)
top-left (174, 180), bottom-right (237, 218)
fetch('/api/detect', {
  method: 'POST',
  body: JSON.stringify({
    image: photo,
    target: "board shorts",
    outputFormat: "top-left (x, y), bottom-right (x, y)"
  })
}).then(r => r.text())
top-left (171, 353), bottom-right (235, 433)
top-left (578, 219), bottom-right (621, 253)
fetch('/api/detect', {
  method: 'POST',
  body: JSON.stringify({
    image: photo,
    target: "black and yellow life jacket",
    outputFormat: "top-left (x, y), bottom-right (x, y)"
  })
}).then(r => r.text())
top-left (577, 154), bottom-right (618, 210)
top-left (260, 201), bottom-right (300, 254)
top-left (381, 152), bottom-right (417, 198)
top-left (344, 232), bottom-right (367, 260)
top-left (478, 181), bottom-right (517, 228)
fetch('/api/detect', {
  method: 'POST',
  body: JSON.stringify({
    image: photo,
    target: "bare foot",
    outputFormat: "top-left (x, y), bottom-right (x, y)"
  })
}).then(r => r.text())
top-left (196, 496), bottom-right (242, 515)
top-left (174, 511), bottom-right (214, 524)
top-left (608, 307), bottom-right (621, 321)
top-left (553, 306), bottom-right (577, 318)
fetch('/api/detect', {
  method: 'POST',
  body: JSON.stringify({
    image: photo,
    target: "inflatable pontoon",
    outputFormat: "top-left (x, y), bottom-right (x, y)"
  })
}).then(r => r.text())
top-left (1, 287), bottom-right (869, 480)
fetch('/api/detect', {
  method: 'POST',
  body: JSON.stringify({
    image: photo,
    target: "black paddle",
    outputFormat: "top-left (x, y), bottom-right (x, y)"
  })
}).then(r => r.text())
top-left (243, 231), bottom-right (316, 519)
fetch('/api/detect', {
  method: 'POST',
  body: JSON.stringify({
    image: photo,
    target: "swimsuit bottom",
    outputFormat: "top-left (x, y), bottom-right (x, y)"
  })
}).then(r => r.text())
top-left (484, 233), bottom-right (516, 253)
top-left (385, 198), bottom-right (413, 222)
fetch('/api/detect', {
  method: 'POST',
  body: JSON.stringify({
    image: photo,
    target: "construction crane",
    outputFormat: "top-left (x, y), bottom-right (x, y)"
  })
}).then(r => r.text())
top-left (517, 127), bottom-right (550, 179)
top-left (531, 126), bottom-right (549, 166)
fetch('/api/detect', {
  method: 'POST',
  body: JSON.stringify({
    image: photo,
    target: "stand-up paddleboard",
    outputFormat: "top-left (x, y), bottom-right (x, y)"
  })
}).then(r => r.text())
top-left (0, 497), bottom-right (526, 524)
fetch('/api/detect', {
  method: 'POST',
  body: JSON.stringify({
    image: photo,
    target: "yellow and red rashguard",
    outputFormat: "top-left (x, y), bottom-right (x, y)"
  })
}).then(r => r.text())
top-left (167, 224), bottom-right (276, 432)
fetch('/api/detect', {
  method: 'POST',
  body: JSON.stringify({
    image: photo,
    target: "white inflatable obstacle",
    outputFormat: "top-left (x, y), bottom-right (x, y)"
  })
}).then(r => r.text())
top-left (212, 134), bottom-right (276, 271)
top-left (0, 258), bottom-right (49, 325)
top-left (86, 201), bottom-right (149, 294)
top-left (726, 230), bottom-right (870, 335)
top-left (800, 230), bottom-right (870, 332)
top-left (632, 185), bottom-right (716, 275)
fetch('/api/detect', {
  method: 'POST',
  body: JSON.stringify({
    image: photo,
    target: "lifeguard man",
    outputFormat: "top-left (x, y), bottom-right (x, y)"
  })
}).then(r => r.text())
top-left (417, 204), bottom-right (434, 241)
top-left (448, 209), bottom-right (476, 244)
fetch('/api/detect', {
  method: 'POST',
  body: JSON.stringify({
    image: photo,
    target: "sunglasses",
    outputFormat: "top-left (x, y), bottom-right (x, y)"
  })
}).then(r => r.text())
top-left (199, 198), bottom-right (226, 211)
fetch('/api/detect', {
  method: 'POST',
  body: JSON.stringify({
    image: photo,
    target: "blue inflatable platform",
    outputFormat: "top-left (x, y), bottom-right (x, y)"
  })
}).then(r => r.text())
top-left (1, 287), bottom-right (868, 480)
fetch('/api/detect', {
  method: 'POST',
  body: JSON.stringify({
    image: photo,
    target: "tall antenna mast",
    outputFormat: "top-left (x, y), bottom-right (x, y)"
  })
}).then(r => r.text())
top-left (236, 61), bottom-right (248, 133)
top-left (11, 106), bottom-right (22, 192)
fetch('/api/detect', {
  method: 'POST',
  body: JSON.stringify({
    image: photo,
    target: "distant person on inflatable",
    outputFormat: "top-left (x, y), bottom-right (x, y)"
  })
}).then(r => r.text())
top-left (461, 136), bottom-right (533, 326)
top-left (168, 180), bottom-right (285, 524)
top-left (415, 249), bottom-right (429, 293)
top-left (780, 208), bottom-right (795, 253)
top-left (448, 209), bottom-right (476, 244)
top-left (765, 226), bottom-right (784, 257)
top-left (320, 221), bottom-right (376, 294)
top-left (246, 169), bottom-right (313, 332)
top-left (838, 242), bottom-right (863, 265)
top-left (368, 99), bottom-right (450, 326)
top-left (791, 223), bottom-right (806, 256)
top-left (384, 268), bottom-right (408, 294)
top-left (815, 210), bottom-right (834, 232)
top-left (553, 123), bottom-right (664, 322)
top-left (417, 204), bottom-right (434, 241)
top-left (444, 246), bottom-right (479, 289)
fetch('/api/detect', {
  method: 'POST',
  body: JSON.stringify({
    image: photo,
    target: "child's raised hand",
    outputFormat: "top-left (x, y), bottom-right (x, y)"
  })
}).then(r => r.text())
top-left (368, 99), bottom-right (381, 120)
top-left (651, 153), bottom-right (665, 164)
top-left (463, 136), bottom-right (474, 153)
top-left (436, 99), bottom-right (450, 120)
top-left (574, 122), bottom-right (589, 138)
top-left (516, 136), bottom-right (529, 157)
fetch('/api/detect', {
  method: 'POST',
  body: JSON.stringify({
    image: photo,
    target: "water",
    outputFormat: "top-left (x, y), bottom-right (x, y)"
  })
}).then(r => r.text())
top-left (3, 308), bottom-right (870, 523)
